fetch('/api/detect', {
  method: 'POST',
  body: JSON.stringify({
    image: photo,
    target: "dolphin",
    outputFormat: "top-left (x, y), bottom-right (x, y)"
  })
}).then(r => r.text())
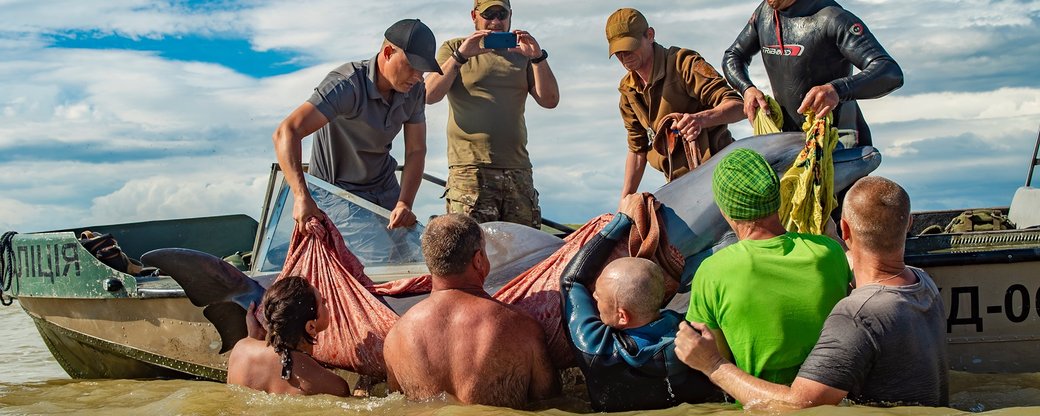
top-left (148, 133), bottom-right (880, 349)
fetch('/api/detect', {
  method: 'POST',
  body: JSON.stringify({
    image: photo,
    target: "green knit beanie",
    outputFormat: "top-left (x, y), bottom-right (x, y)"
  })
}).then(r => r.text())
top-left (712, 148), bottom-right (780, 220)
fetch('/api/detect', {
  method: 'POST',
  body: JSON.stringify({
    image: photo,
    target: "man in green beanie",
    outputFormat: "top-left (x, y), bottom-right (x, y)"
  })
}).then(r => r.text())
top-left (683, 148), bottom-right (851, 385)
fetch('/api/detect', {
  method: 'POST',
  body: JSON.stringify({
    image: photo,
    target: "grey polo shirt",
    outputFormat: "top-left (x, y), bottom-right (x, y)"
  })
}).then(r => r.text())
top-left (307, 55), bottom-right (426, 207)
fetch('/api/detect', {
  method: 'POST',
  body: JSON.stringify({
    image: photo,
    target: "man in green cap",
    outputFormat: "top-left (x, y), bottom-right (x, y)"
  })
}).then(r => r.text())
top-left (684, 148), bottom-right (851, 385)
top-left (425, 0), bottom-right (560, 229)
top-left (675, 176), bottom-right (948, 409)
top-left (606, 8), bottom-right (745, 208)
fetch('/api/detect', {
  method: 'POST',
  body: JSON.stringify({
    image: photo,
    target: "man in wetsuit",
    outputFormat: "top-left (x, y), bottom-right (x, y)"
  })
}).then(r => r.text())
top-left (723, 0), bottom-right (903, 145)
top-left (676, 176), bottom-right (949, 409)
top-left (560, 200), bottom-right (721, 412)
top-left (383, 214), bottom-right (559, 408)
top-left (607, 8), bottom-right (744, 204)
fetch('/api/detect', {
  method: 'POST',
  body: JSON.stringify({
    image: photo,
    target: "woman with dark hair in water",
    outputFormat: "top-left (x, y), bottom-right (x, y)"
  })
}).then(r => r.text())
top-left (227, 276), bottom-right (350, 396)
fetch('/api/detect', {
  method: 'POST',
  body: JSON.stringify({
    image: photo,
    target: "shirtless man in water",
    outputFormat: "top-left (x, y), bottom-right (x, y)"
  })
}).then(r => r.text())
top-left (383, 213), bottom-right (559, 408)
top-left (227, 276), bottom-right (350, 396)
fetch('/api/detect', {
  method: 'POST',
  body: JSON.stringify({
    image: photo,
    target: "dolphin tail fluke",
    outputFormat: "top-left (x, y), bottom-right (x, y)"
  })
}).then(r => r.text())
top-left (141, 248), bottom-right (266, 353)
top-left (202, 302), bottom-right (248, 353)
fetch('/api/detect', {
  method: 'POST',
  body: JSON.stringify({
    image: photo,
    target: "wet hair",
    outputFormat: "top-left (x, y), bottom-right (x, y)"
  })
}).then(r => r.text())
top-left (262, 276), bottom-right (319, 380)
top-left (843, 176), bottom-right (911, 254)
top-left (421, 214), bottom-right (484, 276)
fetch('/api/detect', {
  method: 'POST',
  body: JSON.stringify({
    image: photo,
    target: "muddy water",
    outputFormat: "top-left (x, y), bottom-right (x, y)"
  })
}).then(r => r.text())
top-left (1, 301), bottom-right (1039, 415)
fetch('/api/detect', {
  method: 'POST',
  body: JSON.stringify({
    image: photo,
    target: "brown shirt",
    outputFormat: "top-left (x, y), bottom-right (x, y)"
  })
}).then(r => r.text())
top-left (619, 43), bottom-right (742, 179)
top-left (438, 37), bottom-right (535, 169)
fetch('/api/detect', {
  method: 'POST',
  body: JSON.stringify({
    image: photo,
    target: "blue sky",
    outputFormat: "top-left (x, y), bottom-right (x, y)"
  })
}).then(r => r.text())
top-left (1, 0), bottom-right (1039, 232)
top-left (51, 32), bottom-right (306, 78)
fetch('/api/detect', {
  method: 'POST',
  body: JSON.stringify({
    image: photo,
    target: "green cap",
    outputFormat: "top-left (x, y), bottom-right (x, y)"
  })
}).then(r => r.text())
top-left (474, 0), bottom-right (510, 12)
top-left (605, 8), bottom-right (648, 57)
top-left (712, 148), bottom-right (780, 221)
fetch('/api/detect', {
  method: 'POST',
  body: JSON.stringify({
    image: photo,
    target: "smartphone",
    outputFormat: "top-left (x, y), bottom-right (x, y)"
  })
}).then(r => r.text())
top-left (483, 32), bottom-right (517, 49)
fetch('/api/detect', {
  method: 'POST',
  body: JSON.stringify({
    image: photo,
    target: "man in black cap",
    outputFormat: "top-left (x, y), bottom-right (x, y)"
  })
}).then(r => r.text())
top-left (273, 19), bottom-right (441, 234)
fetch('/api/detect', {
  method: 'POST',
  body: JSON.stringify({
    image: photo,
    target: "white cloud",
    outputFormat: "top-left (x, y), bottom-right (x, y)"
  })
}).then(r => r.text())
top-left (0, 198), bottom-right (36, 230)
top-left (861, 87), bottom-right (1040, 124)
top-left (87, 172), bottom-right (269, 226)
top-left (0, 0), bottom-right (1038, 234)
top-left (2, 1), bottom-right (248, 38)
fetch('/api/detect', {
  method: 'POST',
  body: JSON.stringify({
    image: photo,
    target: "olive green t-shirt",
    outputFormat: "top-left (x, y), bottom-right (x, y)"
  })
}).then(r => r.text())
top-left (437, 37), bottom-right (534, 169)
top-left (686, 232), bottom-right (851, 385)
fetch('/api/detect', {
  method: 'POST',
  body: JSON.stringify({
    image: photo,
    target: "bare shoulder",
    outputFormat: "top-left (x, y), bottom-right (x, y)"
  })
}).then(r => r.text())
top-left (295, 353), bottom-right (351, 397)
top-left (227, 338), bottom-right (271, 387)
top-left (228, 338), bottom-right (265, 366)
top-left (395, 297), bottom-right (439, 324)
top-left (388, 297), bottom-right (439, 338)
top-left (385, 297), bottom-right (441, 354)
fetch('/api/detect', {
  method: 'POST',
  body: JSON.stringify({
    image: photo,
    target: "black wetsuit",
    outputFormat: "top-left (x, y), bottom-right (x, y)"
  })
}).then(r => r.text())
top-left (560, 214), bottom-right (722, 412)
top-left (723, 0), bottom-right (903, 146)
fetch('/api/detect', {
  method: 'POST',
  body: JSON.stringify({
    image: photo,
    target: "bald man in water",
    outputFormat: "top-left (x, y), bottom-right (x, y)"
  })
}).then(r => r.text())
top-left (383, 214), bottom-right (559, 408)
top-left (560, 208), bottom-right (720, 412)
top-left (676, 176), bottom-right (948, 409)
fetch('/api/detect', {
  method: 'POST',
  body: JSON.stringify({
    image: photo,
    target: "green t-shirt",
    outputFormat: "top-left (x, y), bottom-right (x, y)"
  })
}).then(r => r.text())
top-left (437, 37), bottom-right (534, 169)
top-left (686, 232), bottom-right (851, 385)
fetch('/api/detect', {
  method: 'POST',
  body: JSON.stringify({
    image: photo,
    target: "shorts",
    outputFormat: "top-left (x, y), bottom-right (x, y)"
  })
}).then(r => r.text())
top-left (444, 166), bottom-right (541, 229)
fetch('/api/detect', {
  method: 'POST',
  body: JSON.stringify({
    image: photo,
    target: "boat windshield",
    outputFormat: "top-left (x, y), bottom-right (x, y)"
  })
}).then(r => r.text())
top-left (253, 173), bottom-right (426, 278)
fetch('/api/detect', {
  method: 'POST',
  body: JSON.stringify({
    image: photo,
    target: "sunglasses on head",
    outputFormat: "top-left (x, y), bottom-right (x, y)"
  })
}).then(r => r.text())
top-left (480, 8), bottom-right (509, 21)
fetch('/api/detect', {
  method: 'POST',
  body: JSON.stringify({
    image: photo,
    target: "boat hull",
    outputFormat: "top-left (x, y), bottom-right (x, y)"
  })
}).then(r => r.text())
top-left (19, 296), bottom-right (227, 382)
top-left (922, 260), bottom-right (1040, 373)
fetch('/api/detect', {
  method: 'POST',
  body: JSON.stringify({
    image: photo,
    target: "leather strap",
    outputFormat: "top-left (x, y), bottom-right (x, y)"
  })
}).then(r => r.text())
top-left (652, 114), bottom-right (703, 182)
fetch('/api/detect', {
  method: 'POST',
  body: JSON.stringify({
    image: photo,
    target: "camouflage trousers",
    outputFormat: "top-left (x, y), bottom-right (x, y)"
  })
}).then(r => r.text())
top-left (444, 166), bottom-right (541, 229)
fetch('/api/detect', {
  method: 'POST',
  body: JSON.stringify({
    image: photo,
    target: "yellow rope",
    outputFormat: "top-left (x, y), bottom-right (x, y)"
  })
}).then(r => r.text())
top-left (778, 110), bottom-right (838, 235)
top-left (752, 95), bottom-right (783, 135)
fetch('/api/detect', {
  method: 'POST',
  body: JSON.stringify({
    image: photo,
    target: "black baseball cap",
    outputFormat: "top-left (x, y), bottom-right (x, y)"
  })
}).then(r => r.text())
top-left (384, 19), bottom-right (442, 75)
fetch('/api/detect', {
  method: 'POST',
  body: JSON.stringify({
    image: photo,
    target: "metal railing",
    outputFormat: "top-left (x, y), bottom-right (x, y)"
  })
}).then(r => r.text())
top-left (1026, 124), bottom-right (1040, 187)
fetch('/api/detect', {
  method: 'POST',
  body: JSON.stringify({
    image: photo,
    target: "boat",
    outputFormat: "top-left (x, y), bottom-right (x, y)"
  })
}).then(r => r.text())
top-left (2, 132), bottom-right (1039, 382)
top-left (904, 129), bottom-right (1040, 372)
top-left (0, 162), bottom-right (572, 383)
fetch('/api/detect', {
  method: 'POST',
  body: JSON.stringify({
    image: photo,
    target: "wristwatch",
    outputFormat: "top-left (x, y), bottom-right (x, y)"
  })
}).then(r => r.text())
top-left (531, 49), bottom-right (548, 64)
top-left (452, 49), bottom-right (469, 65)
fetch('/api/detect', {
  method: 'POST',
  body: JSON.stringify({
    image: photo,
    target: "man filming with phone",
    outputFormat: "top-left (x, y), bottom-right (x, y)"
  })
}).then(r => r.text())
top-left (425, 0), bottom-right (560, 229)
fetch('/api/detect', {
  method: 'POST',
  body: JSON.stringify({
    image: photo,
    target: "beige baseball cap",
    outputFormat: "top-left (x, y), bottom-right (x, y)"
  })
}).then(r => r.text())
top-left (474, 0), bottom-right (510, 12)
top-left (605, 8), bottom-right (648, 57)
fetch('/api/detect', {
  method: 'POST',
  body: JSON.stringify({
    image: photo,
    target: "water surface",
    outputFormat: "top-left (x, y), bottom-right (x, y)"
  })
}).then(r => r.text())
top-left (2, 301), bottom-right (1038, 415)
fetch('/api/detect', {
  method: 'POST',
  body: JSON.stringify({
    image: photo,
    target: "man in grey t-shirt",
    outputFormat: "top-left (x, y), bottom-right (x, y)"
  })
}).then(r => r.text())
top-left (272, 19), bottom-right (442, 230)
top-left (675, 176), bottom-right (949, 409)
